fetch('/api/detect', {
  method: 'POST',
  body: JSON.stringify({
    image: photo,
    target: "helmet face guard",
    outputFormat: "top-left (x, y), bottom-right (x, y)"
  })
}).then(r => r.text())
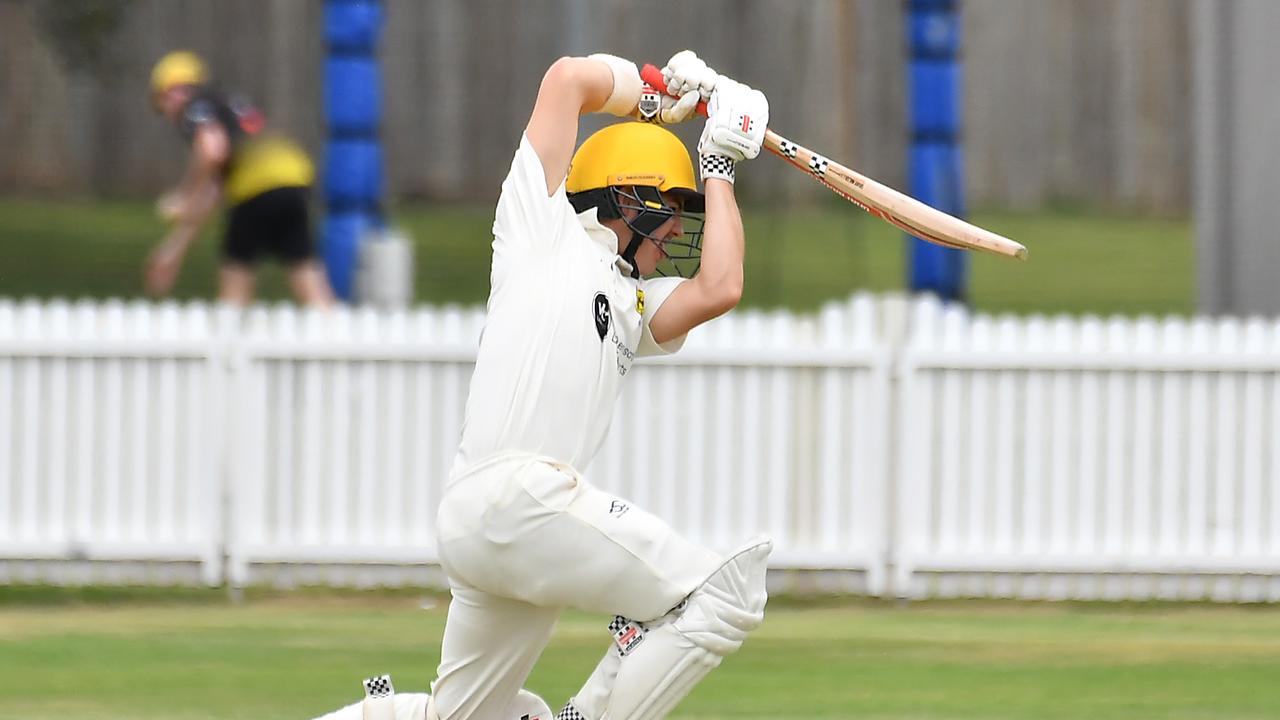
top-left (570, 184), bottom-right (704, 279)
top-left (611, 186), bottom-right (704, 279)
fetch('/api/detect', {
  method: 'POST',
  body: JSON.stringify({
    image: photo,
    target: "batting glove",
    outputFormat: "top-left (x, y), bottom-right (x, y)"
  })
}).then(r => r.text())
top-left (661, 50), bottom-right (720, 102)
top-left (698, 79), bottom-right (769, 183)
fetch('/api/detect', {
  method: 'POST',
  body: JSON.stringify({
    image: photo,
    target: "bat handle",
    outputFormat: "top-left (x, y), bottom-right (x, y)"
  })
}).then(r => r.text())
top-left (640, 63), bottom-right (709, 117)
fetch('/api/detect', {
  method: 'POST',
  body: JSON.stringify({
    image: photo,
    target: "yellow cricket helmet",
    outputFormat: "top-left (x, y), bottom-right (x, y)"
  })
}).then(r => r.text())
top-left (567, 122), bottom-right (704, 212)
top-left (150, 50), bottom-right (207, 98)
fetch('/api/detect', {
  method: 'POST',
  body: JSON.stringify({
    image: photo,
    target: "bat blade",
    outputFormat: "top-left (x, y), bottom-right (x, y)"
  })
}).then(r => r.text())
top-left (764, 131), bottom-right (1027, 260)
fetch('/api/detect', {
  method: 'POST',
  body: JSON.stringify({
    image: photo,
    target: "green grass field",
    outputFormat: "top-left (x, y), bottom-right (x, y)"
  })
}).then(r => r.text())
top-left (0, 197), bottom-right (1192, 317)
top-left (2, 588), bottom-right (1278, 719)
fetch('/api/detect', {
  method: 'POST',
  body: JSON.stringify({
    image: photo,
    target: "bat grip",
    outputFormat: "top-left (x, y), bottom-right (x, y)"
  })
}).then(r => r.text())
top-left (640, 63), bottom-right (709, 117)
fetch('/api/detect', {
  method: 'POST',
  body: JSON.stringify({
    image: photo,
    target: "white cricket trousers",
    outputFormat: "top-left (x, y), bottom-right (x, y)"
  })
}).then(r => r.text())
top-left (430, 451), bottom-right (724, 720)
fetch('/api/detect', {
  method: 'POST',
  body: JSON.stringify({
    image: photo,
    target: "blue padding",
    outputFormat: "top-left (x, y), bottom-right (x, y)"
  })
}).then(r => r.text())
top-left (908, 143), bottom-right (968, 301)
top-left (322, 211), bottom-right (372, 301)
top-left (907, 0), bottom-right (956, 11)
top-left (325, 0), bottom-right (383, 50)
top-left (909, 143), bottom-right (965, 216)
top-left (325, 57), bottom-right (380, 131)
top-left (908, 9), bottom-right (961, 57)
top-left (908, 234), bottom-right (968, 301)
top-left (910, 61), bottom-right (960, 136)
top-left (324, 139), bottom-right (383, 204)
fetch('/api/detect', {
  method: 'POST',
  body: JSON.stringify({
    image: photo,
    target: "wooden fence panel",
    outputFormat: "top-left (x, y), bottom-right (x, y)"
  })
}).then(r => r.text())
top-left (1, 0), bottom-right (1198, 211)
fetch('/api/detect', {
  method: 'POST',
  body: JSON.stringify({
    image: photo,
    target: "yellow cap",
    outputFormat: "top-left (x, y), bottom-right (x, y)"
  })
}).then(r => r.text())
top-left (567, 122), bottom-right (703, 211)
top-left (150, 51), bottom-right (207, 96)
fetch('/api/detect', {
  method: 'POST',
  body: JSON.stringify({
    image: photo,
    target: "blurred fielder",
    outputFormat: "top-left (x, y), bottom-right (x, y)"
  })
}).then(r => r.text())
top-left (312, 49), bottom-right (772, 720)
top-left (146, 51), bottom-right (334, 307)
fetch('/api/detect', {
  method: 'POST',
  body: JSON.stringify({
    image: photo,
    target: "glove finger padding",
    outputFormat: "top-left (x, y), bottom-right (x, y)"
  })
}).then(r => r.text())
top-left (661, 49), bottom-right (719, 101)
top-left (635, 86), bottom-right (701, 126)
top-left (662, 91), bottom-right (702, 124)
top-left (698, 80), bottom-right (769, 163)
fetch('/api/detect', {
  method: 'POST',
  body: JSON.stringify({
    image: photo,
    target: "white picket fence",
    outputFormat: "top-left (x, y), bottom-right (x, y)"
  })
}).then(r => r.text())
top-left (1, 295), bottom-right (1278, 601)
top-left (897, 303), bottom-right (1280, 601)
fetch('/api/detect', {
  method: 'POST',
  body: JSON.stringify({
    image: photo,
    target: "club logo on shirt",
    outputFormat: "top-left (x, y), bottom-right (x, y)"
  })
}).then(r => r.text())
top-left (593, 292), bottom-right (611, 341)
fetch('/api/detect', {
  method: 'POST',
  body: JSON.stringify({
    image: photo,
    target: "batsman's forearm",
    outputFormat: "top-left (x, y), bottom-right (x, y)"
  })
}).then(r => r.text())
top-left (693, 179), bottom-right (744, 306)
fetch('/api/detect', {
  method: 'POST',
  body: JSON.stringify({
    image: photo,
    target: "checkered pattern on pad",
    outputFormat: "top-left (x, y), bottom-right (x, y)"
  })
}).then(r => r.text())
top-left (363, 674), bottom-right (394, 698)
top-left (556, 701), bottom-right (586, 720)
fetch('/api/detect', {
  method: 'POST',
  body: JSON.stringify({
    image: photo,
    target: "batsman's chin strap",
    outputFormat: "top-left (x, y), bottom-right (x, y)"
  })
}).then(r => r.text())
top-left (570, 186), bottom-right (673, 279)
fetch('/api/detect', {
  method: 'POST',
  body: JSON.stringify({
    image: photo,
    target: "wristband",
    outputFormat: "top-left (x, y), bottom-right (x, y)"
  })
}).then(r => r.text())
top-left (700, 153), bottom-right (736, 184)
top-left (588, 53), bottom-right (643, 117)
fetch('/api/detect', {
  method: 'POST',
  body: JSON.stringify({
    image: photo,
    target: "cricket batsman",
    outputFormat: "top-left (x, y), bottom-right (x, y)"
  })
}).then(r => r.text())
top-left (430, 48), bottom-right (771, 719)
top-left (312, 48), bottom-right (770, 720)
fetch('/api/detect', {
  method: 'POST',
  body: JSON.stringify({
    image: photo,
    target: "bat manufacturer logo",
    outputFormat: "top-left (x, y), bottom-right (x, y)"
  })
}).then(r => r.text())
top-left (593, 292), bottom-right (611, 341)
top-left (637, 84), bottom-right (661, 121)
top-left (831, 169), bottom-right (864, 189)
top-left (609, 615), bottom-right (646, 655)
top-left (808, 155), bottom-right (829, 176)
top-left (779, 139), bottom-right (798, 158)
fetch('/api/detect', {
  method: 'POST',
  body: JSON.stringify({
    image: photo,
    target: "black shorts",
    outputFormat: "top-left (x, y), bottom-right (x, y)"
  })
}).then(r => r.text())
top-left (223, 186), bottom-right (315, 266)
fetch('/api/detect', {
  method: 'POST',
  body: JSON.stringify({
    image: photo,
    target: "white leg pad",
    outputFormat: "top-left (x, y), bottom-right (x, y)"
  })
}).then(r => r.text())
top-left (561, 645), bottom-right (621, 718)
top-left (311, 693), bottom-right (428, 720)
top-left (363, 675), bottom-right (399, 720)
top-left (509, 689), bottom-right (554, 719)
top-left (564, 537), bottom-right (772, 720)
top-left (427, 688), bottom-right (552, 720)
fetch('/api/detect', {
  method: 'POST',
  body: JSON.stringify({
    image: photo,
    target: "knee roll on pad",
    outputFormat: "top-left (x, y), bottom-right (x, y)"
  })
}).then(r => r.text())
top-left (674, 536), bottom-right (771, 653)
top-left (592, 537), bottom-right (772, 720)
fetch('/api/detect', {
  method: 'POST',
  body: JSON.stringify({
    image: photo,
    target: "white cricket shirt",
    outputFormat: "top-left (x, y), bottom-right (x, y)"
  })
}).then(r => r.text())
top-left (453, 134), bottom-right (688, 473)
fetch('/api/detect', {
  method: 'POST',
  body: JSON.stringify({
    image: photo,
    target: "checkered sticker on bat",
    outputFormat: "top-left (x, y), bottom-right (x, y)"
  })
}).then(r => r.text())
top-left (778, 139), bottom-right (799, 159)
top-left (808, 154), bottom-right (829, 176)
